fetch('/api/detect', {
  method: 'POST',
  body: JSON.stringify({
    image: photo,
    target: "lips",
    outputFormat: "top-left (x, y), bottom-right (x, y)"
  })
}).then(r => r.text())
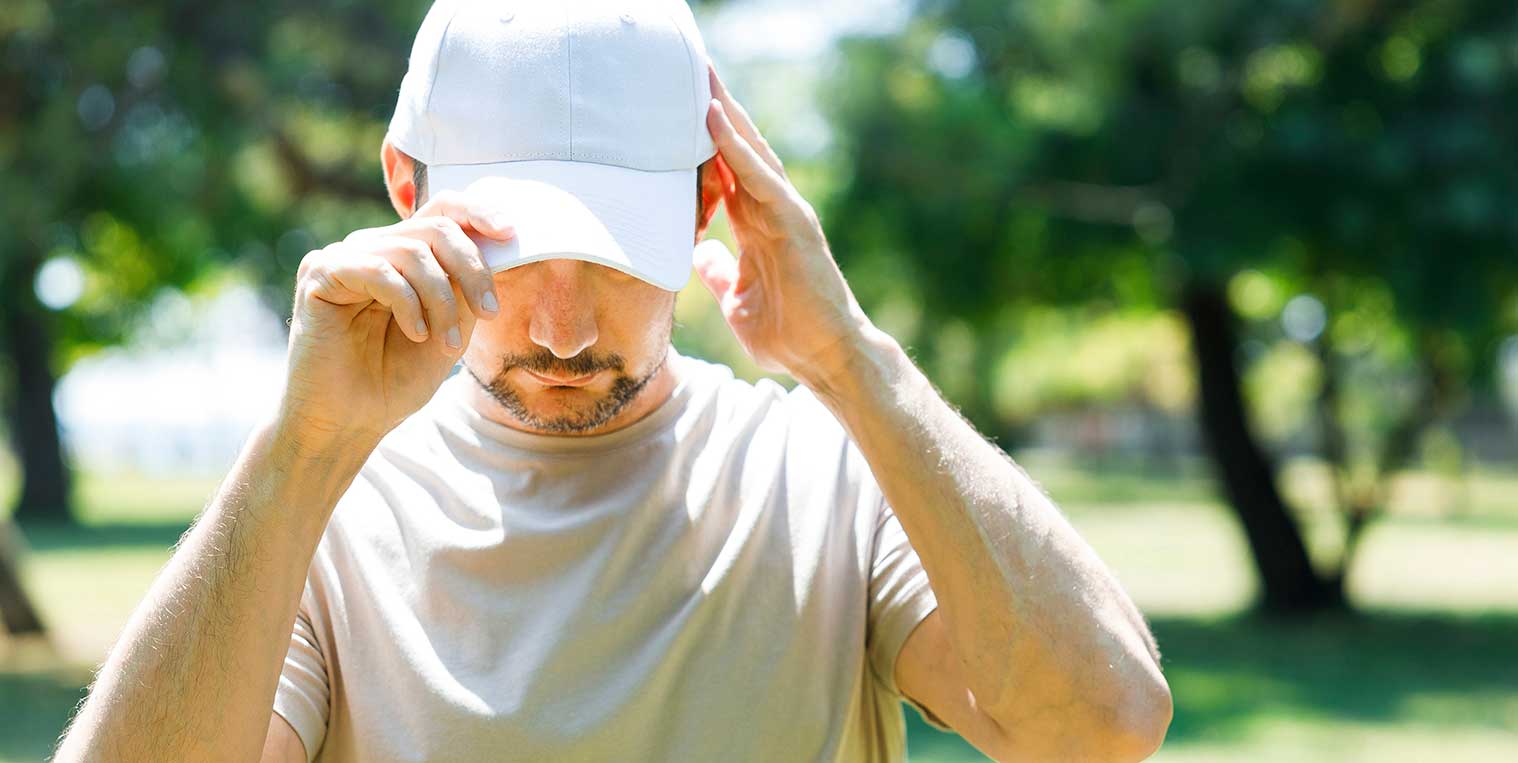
top-left (523, 369), bottom-right (601, 387)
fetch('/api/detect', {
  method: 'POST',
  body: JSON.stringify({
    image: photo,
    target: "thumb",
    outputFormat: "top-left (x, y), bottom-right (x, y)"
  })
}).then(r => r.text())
top-left (692, 238), bottom-right (739, 304)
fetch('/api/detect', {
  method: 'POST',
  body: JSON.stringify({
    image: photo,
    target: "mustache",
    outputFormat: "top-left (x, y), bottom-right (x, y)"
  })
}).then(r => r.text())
top-left (497, 348), bottom-right (625, 378)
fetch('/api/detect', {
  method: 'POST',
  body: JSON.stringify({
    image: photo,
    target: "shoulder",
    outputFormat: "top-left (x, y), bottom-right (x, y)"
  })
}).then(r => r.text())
top-left (677, 353), bottom-right (850, 449)
top-left (680, 355), bottom-right (872, 505)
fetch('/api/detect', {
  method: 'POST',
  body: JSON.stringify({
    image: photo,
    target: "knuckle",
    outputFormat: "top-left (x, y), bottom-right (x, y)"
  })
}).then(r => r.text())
top-left (420, 247), bottom-right (453, 280)
top-left (437, 219), bottom-right (479, 262)
top-left (399, 238), bottom-right (438, 269)
top-left (369, 258), bottom-right (397, 281)
top-left (360, 259), bottom-right (393, 285)
top-left (299, 252), bottom-right (332, 283)
top-left (296, 249), bottom-right (321, 280)
top-left (304, 266), bottom-right (337, 299)
top-left (429, 215), bottom-right (461, 236)
top-left (384, 267), bottom-right (420, 305)
top-left (464, 249), bottom-right (490, 278)
top-left (381, 261), bottom-right (411, 288)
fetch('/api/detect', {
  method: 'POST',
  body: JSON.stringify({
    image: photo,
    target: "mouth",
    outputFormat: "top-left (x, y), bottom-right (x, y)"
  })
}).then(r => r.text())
top-left (523, 369), bottom-right (603, 388)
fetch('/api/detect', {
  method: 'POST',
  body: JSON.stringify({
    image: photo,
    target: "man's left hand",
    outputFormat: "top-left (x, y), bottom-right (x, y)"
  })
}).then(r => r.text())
top-left (694, 65), bottom-right (877, 389)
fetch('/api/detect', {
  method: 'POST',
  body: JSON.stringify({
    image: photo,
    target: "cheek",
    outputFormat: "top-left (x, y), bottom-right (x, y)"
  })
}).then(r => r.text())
top-left (461, 319), bottom-right (506, 367)
top-left (629, 291), bottom-right (676, 339)
top-left (599, 292), bottom-right (675, 356)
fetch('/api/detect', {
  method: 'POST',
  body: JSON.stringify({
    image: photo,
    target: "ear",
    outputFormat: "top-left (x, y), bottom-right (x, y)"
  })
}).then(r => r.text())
top-left (381, 138), bottom-right (417, 219)
top-left (695, 156), bottom-right (724, 241)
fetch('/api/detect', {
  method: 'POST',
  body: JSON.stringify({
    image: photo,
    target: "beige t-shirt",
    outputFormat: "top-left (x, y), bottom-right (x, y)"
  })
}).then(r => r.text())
top-left (273, 348), bottom-right (946, 762)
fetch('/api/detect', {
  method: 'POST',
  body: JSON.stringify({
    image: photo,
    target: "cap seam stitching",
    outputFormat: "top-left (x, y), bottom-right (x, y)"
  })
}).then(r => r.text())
top-left (422, 0), bottom-right (468, 162)
top-left (660, 4), bottom-right (701, 161)
top-left (565, 4), bottom-right (575, 160)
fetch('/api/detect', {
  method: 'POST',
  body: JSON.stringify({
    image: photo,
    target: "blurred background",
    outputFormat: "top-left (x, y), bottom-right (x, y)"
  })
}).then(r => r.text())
top-left (3, 0), bottom-right (1517, 760)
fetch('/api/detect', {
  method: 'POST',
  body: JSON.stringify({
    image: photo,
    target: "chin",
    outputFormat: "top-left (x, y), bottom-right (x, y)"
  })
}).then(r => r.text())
top-left (463, 354), bottom-right (660, 435)
top-left (522, 385), bottom-right (601, 411)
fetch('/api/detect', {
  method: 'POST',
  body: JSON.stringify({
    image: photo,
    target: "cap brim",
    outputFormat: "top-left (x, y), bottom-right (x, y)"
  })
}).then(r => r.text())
top-left (426, 160), bottom-right (696, 292)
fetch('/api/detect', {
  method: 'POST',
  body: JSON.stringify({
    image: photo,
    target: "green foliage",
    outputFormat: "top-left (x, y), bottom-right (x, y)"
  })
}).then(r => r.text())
top-left (821, 0), bottom-right (1518, 433)
top-left (1, 0), bottom-right (425, 365)
top-left (989, 307), bottom-right (1194, 422)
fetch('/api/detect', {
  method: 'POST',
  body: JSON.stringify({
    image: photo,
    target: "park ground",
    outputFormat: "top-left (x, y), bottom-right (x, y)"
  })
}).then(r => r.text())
top-left (2, 455), bottom-right (1515, 762)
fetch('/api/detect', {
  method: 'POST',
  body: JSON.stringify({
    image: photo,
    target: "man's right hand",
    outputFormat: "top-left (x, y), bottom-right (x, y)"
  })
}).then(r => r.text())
top-left (280, 191), bottom-right (516, 447)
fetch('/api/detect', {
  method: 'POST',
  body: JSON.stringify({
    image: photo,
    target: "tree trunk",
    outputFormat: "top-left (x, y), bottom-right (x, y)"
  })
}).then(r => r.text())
top-left (2, 287), bottom-right (75, 525)
top-left (0, 521), bottom-right (45, 635)
top-left (1181, 281), bottom-right (1343, 613)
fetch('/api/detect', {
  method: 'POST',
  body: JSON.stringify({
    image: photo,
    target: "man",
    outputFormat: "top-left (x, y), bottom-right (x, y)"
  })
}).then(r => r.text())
top-left (57, 1), bottom-right (1170, 761)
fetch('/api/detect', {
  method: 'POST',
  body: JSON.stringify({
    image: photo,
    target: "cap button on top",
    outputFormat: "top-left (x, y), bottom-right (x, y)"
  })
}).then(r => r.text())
top-left (499, 11), bottom-right (514, 22)
top-left (619, 13), bottom-right (636, 24)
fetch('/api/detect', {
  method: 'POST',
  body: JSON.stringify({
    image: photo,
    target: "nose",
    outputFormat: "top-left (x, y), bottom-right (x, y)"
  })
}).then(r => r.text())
top-left (526, 261), bottom-right (598, 359)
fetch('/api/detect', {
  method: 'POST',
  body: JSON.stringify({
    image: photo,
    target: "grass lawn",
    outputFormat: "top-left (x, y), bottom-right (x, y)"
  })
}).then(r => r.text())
top-left (2, 459), bottom-right (1517, 761)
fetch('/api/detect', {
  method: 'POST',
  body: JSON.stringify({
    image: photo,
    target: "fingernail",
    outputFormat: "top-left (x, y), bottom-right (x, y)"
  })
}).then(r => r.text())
top-left (481, 290), bottom-right (499, 314)
top-left (488, 213), bottom-right (512, 233)
top-left (446, 326), bottom-right (462, 349)
top-left (416, 318), bottom-right (429, 336)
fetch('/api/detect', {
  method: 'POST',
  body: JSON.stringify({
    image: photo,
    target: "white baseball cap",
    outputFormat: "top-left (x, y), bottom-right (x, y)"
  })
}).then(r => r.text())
top-left (387, 0), bottom-right (718, 292)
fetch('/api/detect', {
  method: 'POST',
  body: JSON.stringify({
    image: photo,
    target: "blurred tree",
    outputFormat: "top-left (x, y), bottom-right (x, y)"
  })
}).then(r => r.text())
top-left (0, 522), bottom-right (44, 635)
top-left (0, 0), bottom-right (735, 632)
top-left (0, 0), bottom-right (424, 523)
top-left (822, 0), bottom-right (1518, 613)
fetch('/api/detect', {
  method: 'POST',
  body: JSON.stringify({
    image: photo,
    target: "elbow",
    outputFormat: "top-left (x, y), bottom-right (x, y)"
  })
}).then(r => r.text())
top-left (1108, 671), bottom-right (1173, 762)
top-left (987, 670), bottom-right (1173, 763)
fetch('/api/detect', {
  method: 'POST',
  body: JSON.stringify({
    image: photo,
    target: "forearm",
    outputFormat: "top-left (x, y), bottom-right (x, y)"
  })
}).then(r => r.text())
top-left (802, 327), bottom-right (1168, 753)
top-left (55, 417), bottom-right (377, 762)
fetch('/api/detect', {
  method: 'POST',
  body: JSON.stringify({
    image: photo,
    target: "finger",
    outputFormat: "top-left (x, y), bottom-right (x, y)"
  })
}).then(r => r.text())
top-left (708, 64), bottom-right (786, 177)
top-left (301, 248), bottom-right (429, 343)
top-left (711, 143), bottom-right (762, 232)
top-left (707, 99), bottom-right (788, 205)
top-left (713, 151), bottom-right (738, 198)
top-left (413, 189), bottom-right (516, 242)
top-left (387, 215), bottom-right (499, 320)
top-left (376, 236), bottom-right (465, 352)
top-left (449, 276), bottom-right (480, 353)
top-left (692, 238), bottom-right (739, 305)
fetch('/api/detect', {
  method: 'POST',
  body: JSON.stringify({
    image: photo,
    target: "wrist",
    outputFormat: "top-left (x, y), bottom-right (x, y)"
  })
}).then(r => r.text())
top-left (266, 410), bottom-right (384, 477)
top-left (796, 322), bottom-right (909, 408)
top-left (204, 414), bottom-right (380, 543)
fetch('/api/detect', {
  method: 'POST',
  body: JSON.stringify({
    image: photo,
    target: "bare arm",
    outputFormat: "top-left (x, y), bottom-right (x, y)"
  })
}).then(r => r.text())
top-left (806, 329), bottom-right (1171, 762)
top-left (54, 182), bottom-right (515, 762)
top-left (692, 64), bottom-right (1169, 761)
top-left (53, 419), bottom-right (377, 762)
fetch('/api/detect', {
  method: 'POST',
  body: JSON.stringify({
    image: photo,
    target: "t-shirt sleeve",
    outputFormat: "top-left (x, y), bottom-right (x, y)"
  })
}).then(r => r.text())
top-left (782, 383), bottom-right (952, 731)
top-left (272, 586), bottom-right (330, 762)
top-left (865, 491), bottom-right (953, 731)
